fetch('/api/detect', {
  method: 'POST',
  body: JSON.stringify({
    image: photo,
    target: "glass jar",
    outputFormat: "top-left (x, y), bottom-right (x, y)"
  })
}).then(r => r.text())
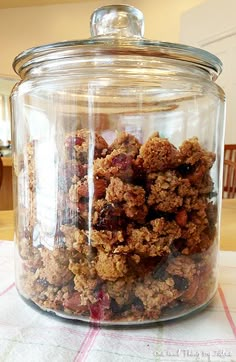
top-left (11, 5), bottom-right (225, 325)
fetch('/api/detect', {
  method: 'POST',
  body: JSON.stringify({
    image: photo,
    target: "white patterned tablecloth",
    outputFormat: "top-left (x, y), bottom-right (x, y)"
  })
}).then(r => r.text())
top-left (0, 241), bottom-right (236, 362)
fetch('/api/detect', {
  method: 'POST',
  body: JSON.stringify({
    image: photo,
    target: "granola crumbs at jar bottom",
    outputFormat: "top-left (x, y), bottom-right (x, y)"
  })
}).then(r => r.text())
top-left (17, 130), bottom-right (218, 323)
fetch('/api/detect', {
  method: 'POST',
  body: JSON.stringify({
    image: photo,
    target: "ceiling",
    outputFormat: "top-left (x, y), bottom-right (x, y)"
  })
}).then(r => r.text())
top-left (0, 0), bottom-right (86, 9)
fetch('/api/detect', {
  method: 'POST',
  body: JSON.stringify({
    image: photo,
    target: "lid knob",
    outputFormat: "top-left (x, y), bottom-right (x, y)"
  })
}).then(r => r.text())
top-left (90, 4), bottom-right (144, 38)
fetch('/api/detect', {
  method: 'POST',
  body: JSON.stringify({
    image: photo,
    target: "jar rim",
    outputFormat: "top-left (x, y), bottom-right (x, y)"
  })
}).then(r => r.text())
top-left (12, 39), bottom-right (222, 80)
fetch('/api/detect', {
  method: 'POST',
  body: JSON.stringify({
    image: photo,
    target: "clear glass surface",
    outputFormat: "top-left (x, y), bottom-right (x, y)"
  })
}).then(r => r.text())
top-left (11, 5), bottom-right (226, 325)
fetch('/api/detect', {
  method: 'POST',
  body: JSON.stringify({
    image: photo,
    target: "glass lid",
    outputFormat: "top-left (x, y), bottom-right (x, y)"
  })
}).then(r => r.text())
top-left (13, 4), bottom-right (222, 79)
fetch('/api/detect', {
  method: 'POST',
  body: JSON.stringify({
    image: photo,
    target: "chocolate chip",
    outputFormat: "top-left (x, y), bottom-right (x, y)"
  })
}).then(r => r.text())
top-left (172, 275), bottom-right (189, 291)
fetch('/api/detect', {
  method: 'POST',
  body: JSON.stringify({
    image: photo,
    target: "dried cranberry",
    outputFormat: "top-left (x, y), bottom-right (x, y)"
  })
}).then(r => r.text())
top-left (173, 275), bottom-right (189, 291)
top-left (96, 203), bottom-right (125, 231)
top-left (89, 290), bottom-right (110, 321)
top-left (111, 153), bottom-right (133, 170)
top-left (177, 163), bottom-right (195, 177)
top-left (89, 302), bottom-right (103, 320)
top-left (63, 292), bottom-right (87, 313)
top-left (65, 136), bottom-right (85, 159)
top-left (96, 290), bottom-right (110, 308)
top-left (173, 238), bottom-right (187, 253)
top-left (75, 137), bottom-right (85, 146)
top-left (132, 159), bottom-right (146, 185)
top-left (65, 136), bottom-right (84, 148)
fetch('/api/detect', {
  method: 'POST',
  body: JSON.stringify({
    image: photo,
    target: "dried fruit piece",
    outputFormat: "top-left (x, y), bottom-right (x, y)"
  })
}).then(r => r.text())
top-left (96, 203), bottom-right (125, 231)
top-left (111, 153), bottom-right (133, 170)
top-left (172, 275), bottom-right (189, 291)
top-left (94, 178), bottom-right (107, 198)
top-left (63, 292), bottom-right (88, 313)
top-left (89, 290), bottom-right (110, 321)
top-left (175, 209), bottom-right (188, 227)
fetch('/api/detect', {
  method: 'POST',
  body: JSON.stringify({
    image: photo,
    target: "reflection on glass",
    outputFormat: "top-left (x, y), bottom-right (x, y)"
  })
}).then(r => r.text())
top-left (0, 76), bottom-right (17, 155)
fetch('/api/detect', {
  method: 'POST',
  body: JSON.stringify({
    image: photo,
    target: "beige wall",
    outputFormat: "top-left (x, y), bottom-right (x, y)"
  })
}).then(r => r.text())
top-left (0, 0), bottom-right (206, 76)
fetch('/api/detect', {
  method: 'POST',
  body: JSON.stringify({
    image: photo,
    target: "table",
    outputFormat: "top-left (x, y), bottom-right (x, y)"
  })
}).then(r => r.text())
top-left (0, 157), bottom-right (13, 210)
top-left (220, 198), bottom-right (236, 250)
top-left (0, 199), bottom-right (235, 250)
top-left (0, 210), bottom-right (14, 241)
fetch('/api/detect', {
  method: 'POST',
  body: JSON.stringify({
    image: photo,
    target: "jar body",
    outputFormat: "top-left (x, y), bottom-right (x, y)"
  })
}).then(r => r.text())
top-left (11, 61), bottom-right (225, 325)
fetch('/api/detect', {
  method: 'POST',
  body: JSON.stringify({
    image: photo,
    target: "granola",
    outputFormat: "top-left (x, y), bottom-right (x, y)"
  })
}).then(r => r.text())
top-left (17, 130), bottom-right (218, 323)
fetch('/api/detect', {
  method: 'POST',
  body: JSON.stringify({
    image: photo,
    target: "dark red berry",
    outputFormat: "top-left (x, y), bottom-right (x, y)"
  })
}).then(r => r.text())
top-left (173, 238), bottom-right (187, 253)
top-left (96, 203), bottom-right (125, 231)
top-left (63, 292), bottom-right (87, 313)
top-left (74, 137), bottom-right (85, 146)
top-left (96, 290), bottom-right (110, 308)
top-left (173, 275), bottom-right (189, 291)
top-left (177, 163), bottom-right (195, 177)
top-left (89, 302), bottom-right (102, 320)
top-left (132, 158), bottom-right (146, 185)
top-left (111, 153), bottom-right (133, 170)
top-left (89, 290), bottom-right (110, 321)
top-left (65, 136), bottom-right (84, 148)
